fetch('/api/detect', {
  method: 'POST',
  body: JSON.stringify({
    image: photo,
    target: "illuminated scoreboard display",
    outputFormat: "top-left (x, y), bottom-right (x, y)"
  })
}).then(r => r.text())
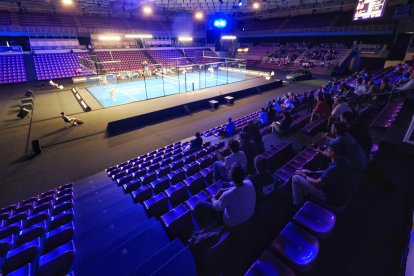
top-left (353, 0), bottom-right (387, 21)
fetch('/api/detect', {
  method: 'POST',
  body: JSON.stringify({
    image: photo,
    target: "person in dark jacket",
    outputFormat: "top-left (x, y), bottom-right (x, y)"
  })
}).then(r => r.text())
top-left (248, 154), bottom-right (277, 205)
top-left (340, 111), bottom-right (372, 157)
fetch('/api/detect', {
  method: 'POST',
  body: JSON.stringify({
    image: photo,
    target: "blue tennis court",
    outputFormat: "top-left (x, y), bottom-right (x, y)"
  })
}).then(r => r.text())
top-left (87, 71), bottom-right (254, 108)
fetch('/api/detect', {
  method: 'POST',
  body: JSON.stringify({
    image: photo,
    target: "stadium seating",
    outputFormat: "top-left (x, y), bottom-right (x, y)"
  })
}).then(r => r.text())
top-left (0, 184), bottom-right (75, 275)
top-left (33, 52), bottom-right (92, 80)
top-left (0, 54), bottom-right (27, 84)
top-left (147, 49), bottom-right (189, 67)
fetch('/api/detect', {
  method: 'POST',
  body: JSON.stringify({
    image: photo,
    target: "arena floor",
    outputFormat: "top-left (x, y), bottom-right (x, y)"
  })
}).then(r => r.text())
top-left (86, 70), bottom-right (256, 108)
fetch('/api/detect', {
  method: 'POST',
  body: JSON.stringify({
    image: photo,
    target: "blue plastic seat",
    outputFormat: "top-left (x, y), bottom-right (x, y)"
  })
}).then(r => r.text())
top-left (244, 250), bottom-right (295, 276)
top-left (161, 204), bottom-right (193, 238)
top-left (55, 194), bottom-right (73, 205)
top-left (164, 182), bottom-right (189, 207)
top-left (150, 176), bottom-right (170, 194)
top-left (168, 169), bottom-right (186, 185)
top-left (122, 179), bottom-right (141, 193)
top-left (184, 190), bottom-right (210, 211)
top-left (44, 222), bottom-right (75, 254)
top-left (25, 210), bottom-right (49, 228)
top-left (183, 173), bottom-right (205, 195)
top-left (131, 185), bottom-right (153, 203)
top-left (206, 180), bottom-right (224, 196)
top-left (6, 263), bottom-right (33, 276)
top-left (117, 174), bottom-right (133, 186)
top-left (293, 201), bottom-right (336, 239)
top-left (52, 200), bottom-right (74, 216)
top-left (38, 240), bottom-right (75, 276)
top-left (16, 221), bottom-right (46, 247)
top-left (143, 193), bottom-right (170, 217)
top-left (184, 162), bottom-right (200, 177)
top-left (0, 235), bottom-right (14, 257)
top-left (2, 238), bottom-right (40, 274)
top-left (200, 166), bottom-right (214, 184)
top-left (140, 172), bottom-right (157, 186)
top-left (0, 221), bottom-right (23, 239)
top-left (49, 210), bottom-right (74, 231)
top-left (269, 222), bottom-right (319, 272)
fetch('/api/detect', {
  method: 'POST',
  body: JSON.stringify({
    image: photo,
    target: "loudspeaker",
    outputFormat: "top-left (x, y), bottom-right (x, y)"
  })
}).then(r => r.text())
top-left (17, 108), bottom-right (30, 119)
top-left (25, 90), bottom-right (33, 97)
top-left (32, 139), bottom-right (42, 154)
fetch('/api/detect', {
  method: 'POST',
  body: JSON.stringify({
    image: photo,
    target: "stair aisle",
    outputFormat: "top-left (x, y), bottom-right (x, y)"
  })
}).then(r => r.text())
top-left (23, 53), bottom-right (38, 81)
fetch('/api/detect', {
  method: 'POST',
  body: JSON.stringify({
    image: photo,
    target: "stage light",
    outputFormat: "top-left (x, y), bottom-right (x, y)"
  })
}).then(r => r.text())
top-left (125, 34), bottom-right (153, 39)
top-left (214, 19), bottom-right (227, 29)
top-left (195, 11), bottom-right (203, 20)
top-left (178, 36), bottom-right (193, 42)
top-left (253, 2), bottom-right (260, 9)
top-left (98, 35), bottom-right (121, 41)
top-left (143, 6), bottom-right (152, 15)
top-left (238, 0), bottom-right (243, 7)
top-left (221, 35), bottom-right (237, 40)
top-left (62, 0), bottom-right (73, 5)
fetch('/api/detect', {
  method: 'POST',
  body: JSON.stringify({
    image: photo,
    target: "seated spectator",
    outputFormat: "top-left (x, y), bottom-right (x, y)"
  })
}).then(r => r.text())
top-left (395, 72), bottom-right (414, 92)
top-left (380, 78), bottom-right (391, 93)
top-left (322, 121), bottom-right (368, 173)
top-left (248, 155), bottom-right (277, 205)
top-left (214, 140), bottom-right (247, 182)
top-left (239, 132), bottom-right (258, 174)
top-left (271, 111), bottom-right (292, 135)
top-left (220, 117), bottom-right (236, 137)
top-left (354, 78), bottom-right (367, 96)
top-left (331, 96), bottom-right (352, 119)
top-left (273, 99), bottom-right (281, 113)
top-left (259, 108), bottom-right (268, 125)
top-left (341, 111), bottom-right (372, 157)
top-left (311, 94), bottom-right (331, 121)
top-left (266, 101), bottom-right (276, 122)
top-left (367, 81), bottom-right (381, 96)
top-left (292, 143), bottom-right (356, 207)
top-left (186, 132), bottom-right (203, 153)
top-left (60, 112), bottom-right (84, 126)
top-left (49, 80), bottom-right (64, 90)
top-left (243, 121), bottom-right (264, 153)
top-left (194, 163), bottom-right (256, 229)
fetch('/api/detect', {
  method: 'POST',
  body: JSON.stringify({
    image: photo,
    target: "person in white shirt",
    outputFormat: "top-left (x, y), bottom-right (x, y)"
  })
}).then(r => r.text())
top-left (194, 163), bottom-right (256, 229)
top-left (395, 72), bottom-right (414, 92)
top-left (214, 140), bottom-right (247, 182)
top-left (354, 78), bottom-right (367, 96)
top-left (331, 96), bottom-right (352, 119)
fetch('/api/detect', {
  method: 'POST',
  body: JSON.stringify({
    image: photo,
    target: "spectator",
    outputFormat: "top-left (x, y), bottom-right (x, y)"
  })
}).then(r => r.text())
top-left (243, 121), bottom-right (264, 153)
top-left (271, 111), bottom-right (292, 135)
top-left (259, 108), bottom-right (268, 125)
top-left (194, 163), bottom-right (256, 229)
top-left (322, 121), bottom-right (368, 173)
top-left (248, 155), bottom-right (277, 205)
top-left (266, 101), bottom-right (276, 122)
top-left (220, 117), bottom-right (236, 137)
top-left (186, 132), bottom-right (203, 153)
top-left (354, 78), bottom-right (367, 96)
top-left (395, 72), bottom-right (414, 92)
top-left (331, 96), bottom-right (352, 119)
top-left (214, 140), bottom-right (247, 182)
top-left (239, 132), bottom-right (258, 174)
top-left (341, 111), bottom-right (372, 157)
top-left (60, 112), bottom-right (84, 126)
top-left (273, 99), bottom-right (281, 113)
top-left (292, 142), bottom-right (356, 207)
top-left (311, 94), bottom-right (331, 121)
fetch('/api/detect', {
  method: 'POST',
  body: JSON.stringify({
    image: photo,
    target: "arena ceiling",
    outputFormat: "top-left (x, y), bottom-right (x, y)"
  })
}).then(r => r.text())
top-left (0, 0), bottom-right (406, 16)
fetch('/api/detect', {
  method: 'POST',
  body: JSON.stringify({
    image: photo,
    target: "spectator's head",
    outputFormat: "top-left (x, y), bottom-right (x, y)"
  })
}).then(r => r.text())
top-left (261, 107), bottom-right (266, 113)
top-left (60, 112), bottom-right (65, 116)
top-left (327, 142), bottom-right (347, 161)
top-left (331, 121), bottom-right (347, 136)
top-left (230, 162), bottom-right (246, 187)
top-left (334, 96), bottom-right (344, 105)
top-left (340, 111), bottom-right (355, 125)
top-left (254, 154), bottom-right (268, 173)
top-left (195, 132), bottom-right (201, 138)
top-left (228, 117), bottom-right (232, 123)
top-left (317, 94), bottom-right (324, 102)
top-left (228, 140), bottom-right (240, 153)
